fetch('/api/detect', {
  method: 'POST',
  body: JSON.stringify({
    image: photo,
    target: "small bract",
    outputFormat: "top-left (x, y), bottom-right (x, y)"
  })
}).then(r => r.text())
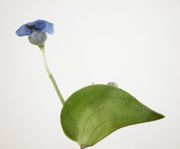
top-left (16, 20), bottom-right (54, 45)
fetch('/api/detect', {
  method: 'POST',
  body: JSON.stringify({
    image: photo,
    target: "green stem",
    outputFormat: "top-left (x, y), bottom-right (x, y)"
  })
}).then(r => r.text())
top-left (39, 45), bottom-right (65, 106)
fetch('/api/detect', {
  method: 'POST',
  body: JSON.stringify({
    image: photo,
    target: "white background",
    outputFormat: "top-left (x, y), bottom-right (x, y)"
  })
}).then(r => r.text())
top-left (0, 0), bottom-right (179, 148)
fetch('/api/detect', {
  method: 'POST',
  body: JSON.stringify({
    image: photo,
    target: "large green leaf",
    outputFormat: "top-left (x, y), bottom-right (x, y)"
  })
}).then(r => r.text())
top-left (61, 84), bottom-right (164, 148)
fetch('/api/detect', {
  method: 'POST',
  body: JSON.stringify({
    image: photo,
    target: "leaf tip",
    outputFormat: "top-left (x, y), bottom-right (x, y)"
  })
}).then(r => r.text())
top-left (149, 111), bottom-right (165, 122)
top-left (157, 113), bottom-right (165, 119)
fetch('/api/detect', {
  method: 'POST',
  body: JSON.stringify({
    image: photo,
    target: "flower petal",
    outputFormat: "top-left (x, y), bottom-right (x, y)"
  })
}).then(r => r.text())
top-left (34, 20), bottom-right (47, 31)
top-left (16, 24), bottom-right (32, 37)
top-left (44, 21), bottom-right (54, 34)
top-left (35, 20), bottom-right (54, 34)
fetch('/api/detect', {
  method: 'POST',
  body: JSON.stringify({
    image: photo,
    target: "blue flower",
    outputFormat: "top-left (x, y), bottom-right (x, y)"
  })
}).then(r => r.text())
top-left (16, 20), bottom-right (54, 45)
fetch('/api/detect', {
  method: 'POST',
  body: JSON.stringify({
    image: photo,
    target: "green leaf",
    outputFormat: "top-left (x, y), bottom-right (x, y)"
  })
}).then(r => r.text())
top-left (61, 84), bottom-right (164, 148)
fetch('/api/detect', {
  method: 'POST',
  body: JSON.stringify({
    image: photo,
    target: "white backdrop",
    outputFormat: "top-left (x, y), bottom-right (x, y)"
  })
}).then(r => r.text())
top-left (0, 0), bottom-right (179, 149)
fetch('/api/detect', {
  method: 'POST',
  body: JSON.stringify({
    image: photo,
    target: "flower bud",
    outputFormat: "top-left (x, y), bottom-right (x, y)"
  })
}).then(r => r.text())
top-left (28, 31), bottom-right (47, 45)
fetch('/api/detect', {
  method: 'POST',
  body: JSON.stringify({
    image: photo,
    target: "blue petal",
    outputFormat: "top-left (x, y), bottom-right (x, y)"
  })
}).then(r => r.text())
top-left (44, 21), bottom-right (54, 34)
top-left (16, 24), bottom-right (32, 37)
top-left (34, 20), bottom-right (47, 31)
top-left (35, 20), bottom-right (54, 34)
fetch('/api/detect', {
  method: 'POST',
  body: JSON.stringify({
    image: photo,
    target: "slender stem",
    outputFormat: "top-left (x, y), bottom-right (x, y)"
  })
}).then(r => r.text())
top-left (39, 45), bottom-right (65, 106)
